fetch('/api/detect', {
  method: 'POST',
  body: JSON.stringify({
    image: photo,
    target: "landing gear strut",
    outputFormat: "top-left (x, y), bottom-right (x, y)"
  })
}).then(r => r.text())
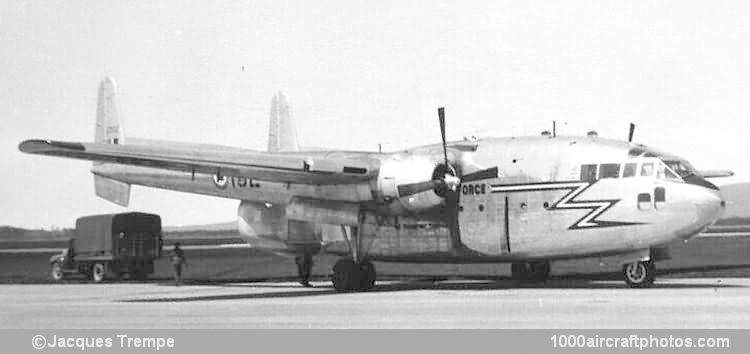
top-left (330, 221), bottom-right (377, 292)
top-left (623, 260), bottom-right (656, 288)
top-left (331, 258), bottom-right (376, 292)
top-left (511, 261), bottom-right (551, 283)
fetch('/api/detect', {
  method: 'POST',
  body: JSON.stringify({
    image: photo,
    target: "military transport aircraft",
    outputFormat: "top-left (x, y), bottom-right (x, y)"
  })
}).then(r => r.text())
top-left (19, 77), bottom-right (728, 291)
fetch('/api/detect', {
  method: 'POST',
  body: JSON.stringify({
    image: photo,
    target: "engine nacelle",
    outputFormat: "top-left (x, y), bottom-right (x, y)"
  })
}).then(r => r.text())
top-left (237, 201), bottom-right (321, 254)
top-left (237, 201), bottom-right (288, 251)
top-left (376, 155), bottom-right (446, 213)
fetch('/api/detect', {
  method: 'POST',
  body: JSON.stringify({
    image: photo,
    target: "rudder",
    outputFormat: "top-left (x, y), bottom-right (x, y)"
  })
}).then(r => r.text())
top-left (95, 77), bottom-right (125, 144)
top-left (92, 77), bottom-right (130, 206)
top-left (267, 92), bottom-right (298, 152)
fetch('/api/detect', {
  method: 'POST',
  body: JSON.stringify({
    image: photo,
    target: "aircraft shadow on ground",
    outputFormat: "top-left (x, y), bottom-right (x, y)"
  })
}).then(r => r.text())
top-left (120, 267), bottom-right (747, 303)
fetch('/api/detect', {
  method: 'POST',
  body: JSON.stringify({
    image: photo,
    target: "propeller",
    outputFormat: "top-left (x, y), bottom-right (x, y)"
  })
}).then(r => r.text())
top-left (396, 108), bottom-right (499, 198)
top-left (628, 123), bottom-right (635, 143)
top-left (393, 107), bottom-right (501, 252)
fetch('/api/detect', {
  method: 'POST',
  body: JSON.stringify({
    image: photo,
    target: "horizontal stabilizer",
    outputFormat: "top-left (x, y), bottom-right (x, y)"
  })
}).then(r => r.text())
top-left (94, 175), bottom-right (130, 206)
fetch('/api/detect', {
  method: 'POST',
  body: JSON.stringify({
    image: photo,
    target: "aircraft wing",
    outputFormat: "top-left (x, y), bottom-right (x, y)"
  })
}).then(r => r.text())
top-left (19, 139), bottom-right (378, 185)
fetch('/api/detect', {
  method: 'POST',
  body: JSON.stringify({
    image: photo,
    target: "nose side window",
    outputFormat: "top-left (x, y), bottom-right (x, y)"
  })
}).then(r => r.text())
top-left (654, 187), bottom-right (666, 209)
top-left (638, 193), bottom-right (652, 211)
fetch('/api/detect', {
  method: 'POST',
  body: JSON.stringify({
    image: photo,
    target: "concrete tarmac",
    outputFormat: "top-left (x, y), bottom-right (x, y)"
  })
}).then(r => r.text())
top-left (1, 278), bottom-right (748, 328)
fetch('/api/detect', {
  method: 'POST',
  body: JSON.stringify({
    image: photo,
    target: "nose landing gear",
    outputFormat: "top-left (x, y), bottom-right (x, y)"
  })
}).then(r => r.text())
top-left (623, 260), bottom-right (656, 288)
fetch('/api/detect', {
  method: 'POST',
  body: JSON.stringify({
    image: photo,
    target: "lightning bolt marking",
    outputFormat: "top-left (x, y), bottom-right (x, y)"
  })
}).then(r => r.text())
top-left (490, 181), bottom-right (642, 230)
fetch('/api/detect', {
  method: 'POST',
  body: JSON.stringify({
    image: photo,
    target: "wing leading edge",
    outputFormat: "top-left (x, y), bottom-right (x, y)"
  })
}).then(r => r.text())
top-left (19, 139), bottom-right (378, 185)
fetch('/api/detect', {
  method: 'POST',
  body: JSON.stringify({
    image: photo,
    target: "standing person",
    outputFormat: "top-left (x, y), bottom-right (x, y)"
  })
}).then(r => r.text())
top-left (171, 243), bottom-right (186, 285)
top-left (295, 252), bottom-right (313, 287)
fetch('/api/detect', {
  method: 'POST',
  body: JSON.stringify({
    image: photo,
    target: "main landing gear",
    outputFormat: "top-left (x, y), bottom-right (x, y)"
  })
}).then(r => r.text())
top-left (622, 260), bottom-right (656, 288)
top-left (330, 222), bottom-right (377, 292)
top-left (511, 261), bottom-right (551, 283)
top-left (331, 258), bottom-right (376, 292)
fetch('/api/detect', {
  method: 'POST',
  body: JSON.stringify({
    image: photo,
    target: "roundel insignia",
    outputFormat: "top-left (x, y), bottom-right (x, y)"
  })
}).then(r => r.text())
top-left (213, 174), bottom-right (229, 189)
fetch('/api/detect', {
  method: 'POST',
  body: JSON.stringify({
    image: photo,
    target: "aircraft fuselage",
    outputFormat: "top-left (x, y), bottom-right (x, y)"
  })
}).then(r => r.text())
top-left (91, 135), bottom-right (725, 263)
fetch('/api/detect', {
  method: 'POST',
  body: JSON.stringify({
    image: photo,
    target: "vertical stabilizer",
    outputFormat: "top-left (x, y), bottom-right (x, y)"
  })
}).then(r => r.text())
top-left (92, 77), bottom-right (130, 206)
top-left (267, 91), bottom-right (298, 152)
top-left (95, 77), bottom-right (125, 144)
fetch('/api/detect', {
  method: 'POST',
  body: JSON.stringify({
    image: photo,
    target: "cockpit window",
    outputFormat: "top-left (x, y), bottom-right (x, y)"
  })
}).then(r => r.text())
top-left (640, 163), bottom-right (654, 177)
top-left (622, 163), bottom-right (637, 178)
top-left (663, 160), bottom-right (696, 178)
top-left (580, 164), bottom-right (598, 182)
top-left (599, 164), bottom-right (620, 179)
top-left (660, 165), bottom-right (680, 180)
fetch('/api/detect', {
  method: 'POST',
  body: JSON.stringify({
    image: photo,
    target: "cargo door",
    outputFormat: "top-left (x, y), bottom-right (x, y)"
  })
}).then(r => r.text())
top-left (458, 182), bottom-right (509, 255)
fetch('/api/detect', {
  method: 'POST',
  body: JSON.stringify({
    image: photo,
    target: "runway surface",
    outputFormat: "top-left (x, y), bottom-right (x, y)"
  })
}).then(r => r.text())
top-left (1, 277), bottom-right (748, 328)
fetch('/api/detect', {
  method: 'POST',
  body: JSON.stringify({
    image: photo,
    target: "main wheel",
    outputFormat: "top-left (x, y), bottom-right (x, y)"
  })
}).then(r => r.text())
top-left (331, 258), bottom-right (358, 292)
top-left (359, 260), bottom-right (376, 291)
top-left (331, 258), bottom-right (376, 292)
top-left (511, 263), bottom-right (529, 281)
top-left (91, 262), bottom-right (106, 283)
top-left (51, 262), bottom-right (64, 281)
top-left (529, 261), bottom-right (551, 282)
top-left (623, 260), bottom-right (656, 288)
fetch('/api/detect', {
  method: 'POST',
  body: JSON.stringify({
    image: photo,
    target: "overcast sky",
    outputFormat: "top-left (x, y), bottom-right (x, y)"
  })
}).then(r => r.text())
top-left (2, 0), bottom-right (750, 228)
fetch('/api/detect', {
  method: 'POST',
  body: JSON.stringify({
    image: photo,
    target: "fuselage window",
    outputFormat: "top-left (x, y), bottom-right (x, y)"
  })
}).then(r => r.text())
top-left (622, 163), bottom-right (638, 178)
top-left (580, 164), bottom-right (598, 182)
top-left (599, 163), bottom-right (620, 179)
top-left (655, 187), bottom-right (666, 202)
top-left (640, 163), bottom-right (654, 177)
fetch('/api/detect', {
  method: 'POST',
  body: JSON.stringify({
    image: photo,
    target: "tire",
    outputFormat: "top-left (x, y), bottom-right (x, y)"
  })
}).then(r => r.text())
top-left (623, 261), bottom-right (655, 288)
top-left (511, 263), bottom-right (528, 281)
top-left (51, 262), bottom-right (64, 281)
top-left (529, 261), bottom-right (551, 282)
top-left (331, 258), bottom-right (356, 292)
top-left (92, 263), bottom-right (106, 283)
top-left (359, 260), bottom-right (376, 291)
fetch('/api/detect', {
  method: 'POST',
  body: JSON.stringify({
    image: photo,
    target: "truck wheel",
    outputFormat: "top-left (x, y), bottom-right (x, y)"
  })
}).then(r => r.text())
top-left (51, 262), bottom-right (64, 281)
top-left (92, 263), bottom-right (106, 283)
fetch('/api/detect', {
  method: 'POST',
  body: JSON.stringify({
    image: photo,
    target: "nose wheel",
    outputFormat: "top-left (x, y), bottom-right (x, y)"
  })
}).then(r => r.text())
top-left (623, 260), bottom-right (656, 288)
top-left (331, 258), bottom-right (376, 292)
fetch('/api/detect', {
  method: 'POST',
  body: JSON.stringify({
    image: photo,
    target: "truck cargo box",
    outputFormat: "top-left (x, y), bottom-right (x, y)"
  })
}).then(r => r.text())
top-left (74, 212), bottom-right (161, 259)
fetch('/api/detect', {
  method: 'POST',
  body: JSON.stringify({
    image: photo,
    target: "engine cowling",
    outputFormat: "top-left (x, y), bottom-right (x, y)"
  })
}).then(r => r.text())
top-left (237, 200), bottom-right (288, 251)
top-left (376, 155), bottom-right (447, 213)
top-left (237, 200), bottom-right (322, 254)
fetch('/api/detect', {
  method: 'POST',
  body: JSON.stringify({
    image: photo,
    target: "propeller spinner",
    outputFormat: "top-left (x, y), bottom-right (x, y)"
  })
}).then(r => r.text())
top-left (396, 107), bottom-right (499, 198)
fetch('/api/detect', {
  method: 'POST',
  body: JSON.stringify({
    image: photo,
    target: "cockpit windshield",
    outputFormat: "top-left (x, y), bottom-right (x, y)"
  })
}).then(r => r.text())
top-left (663, 160), bottom-right (698, 179)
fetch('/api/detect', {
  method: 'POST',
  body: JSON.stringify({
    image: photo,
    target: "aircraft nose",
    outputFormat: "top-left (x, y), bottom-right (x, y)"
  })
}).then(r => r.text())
top-left (694, 189), bottom-right (724, 227)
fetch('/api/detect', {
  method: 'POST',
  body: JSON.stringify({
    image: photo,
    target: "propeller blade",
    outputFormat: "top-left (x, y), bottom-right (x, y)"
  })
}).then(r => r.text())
top-left (397, 180), bottom-right (443, 197)
top-left (438, 107), bottom-right (448, 167)
top-left (461, 167), bottom-right (499, 183)
top-left (628, 123), bottom-right (635, 143)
